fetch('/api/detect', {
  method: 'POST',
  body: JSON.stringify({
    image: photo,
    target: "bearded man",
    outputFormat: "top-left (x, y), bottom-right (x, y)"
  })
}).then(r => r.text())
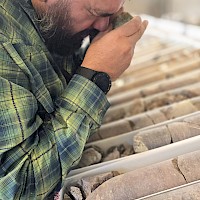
top-left (0, 0), bottom-right (148, 199)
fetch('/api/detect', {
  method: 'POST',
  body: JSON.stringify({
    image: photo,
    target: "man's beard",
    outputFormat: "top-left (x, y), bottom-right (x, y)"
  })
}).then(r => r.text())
top-left (36, 0), bottom-right (98, 56)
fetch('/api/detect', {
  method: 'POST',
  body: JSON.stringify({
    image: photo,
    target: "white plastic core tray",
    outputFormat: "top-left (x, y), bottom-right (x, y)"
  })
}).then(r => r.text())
top-left (62, 15), bottom-right (200, 198)
top-left (65, 111), bottom-right (200, 185)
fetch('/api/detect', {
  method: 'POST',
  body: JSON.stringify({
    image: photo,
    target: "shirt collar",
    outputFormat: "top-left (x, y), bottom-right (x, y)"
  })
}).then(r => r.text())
top-left (19, 0), bottom-right (45, 42)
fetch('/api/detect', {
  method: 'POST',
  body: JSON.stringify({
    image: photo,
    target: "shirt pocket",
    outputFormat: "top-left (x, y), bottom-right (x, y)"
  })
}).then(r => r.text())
top-left (2, 41), bottom-right (57, 114)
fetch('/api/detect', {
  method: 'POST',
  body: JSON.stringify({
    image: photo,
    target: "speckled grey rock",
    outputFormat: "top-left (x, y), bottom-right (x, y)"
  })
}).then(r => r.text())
top-left (112, 12), bottom-right (133, 29)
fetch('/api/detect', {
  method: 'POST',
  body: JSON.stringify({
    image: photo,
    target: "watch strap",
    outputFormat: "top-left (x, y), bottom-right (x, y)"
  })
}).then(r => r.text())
top-left (75, 66), bottom-right (96, 80)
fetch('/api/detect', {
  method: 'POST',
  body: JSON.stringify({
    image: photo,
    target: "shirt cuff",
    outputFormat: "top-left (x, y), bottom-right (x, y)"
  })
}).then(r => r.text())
top-left (56, 74), bottom-right (110, 125)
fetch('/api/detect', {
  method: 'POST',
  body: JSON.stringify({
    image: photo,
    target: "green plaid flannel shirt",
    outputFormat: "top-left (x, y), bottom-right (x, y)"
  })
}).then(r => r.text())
top-left (0, 0), bottom-right (110, 199)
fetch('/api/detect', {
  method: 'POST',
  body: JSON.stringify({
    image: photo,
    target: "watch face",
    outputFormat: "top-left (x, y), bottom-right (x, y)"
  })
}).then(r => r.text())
top-left (92, 72), bottom-right (111, 94)
top-left (76, 66), bottom-right (112, 94)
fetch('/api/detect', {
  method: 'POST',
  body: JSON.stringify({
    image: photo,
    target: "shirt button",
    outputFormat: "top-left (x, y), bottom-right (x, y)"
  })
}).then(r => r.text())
top-left (99, 109), bottom-right (103, 115)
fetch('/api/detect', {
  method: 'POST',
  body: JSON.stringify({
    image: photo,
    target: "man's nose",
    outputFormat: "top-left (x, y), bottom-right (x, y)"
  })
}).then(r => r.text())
top-left (92, 17), bottom-right (110, 32)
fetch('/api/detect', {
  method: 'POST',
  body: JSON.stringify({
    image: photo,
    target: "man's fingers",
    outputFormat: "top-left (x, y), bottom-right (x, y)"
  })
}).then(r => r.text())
top-left (128, 20), bottom-right (148, 43)
top-left (91, 15), bottom-right (148, 48)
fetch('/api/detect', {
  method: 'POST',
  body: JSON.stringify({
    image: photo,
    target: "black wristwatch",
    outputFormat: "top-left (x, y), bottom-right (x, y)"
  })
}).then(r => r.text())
top-left (76, 66), bottom-right (112, 94)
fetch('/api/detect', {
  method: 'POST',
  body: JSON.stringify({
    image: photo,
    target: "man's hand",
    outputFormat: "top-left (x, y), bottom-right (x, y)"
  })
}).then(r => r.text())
top-left (81, 16), bottom-right (148, 81)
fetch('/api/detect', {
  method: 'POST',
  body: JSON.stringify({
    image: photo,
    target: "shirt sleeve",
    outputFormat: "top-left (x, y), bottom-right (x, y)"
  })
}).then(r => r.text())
top-left (0, 40), bottom-right (110, 199)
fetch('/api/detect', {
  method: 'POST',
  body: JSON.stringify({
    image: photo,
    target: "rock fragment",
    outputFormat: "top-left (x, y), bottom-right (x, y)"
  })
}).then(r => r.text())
top-left (168, 122), bottom-right (200, 142)
top-left (133, 126), bottom-right (172, 153)
top-left (63, 193), bottom-right (72, 200)
top-left (77, 147), bottom-right (102, 168)
top-left (69, 186), bottom-right (83, 200)
top-left (102, 147), bottom-right (121, 162)
top-left (77, 171), bottom-right (120, 198)
top-left (178, 150), bottom-right (200, 182)
top-left (161, 100), bottom-right (198, 119)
